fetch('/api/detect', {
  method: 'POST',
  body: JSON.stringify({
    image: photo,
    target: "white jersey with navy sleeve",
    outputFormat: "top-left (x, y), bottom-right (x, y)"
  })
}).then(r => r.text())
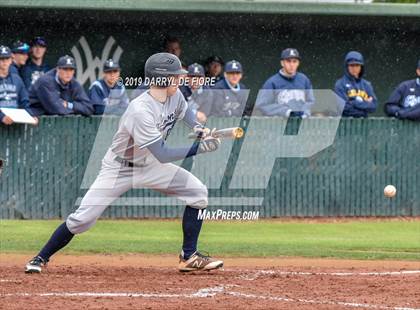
top-left (110, 88), bottom-right (188, 164)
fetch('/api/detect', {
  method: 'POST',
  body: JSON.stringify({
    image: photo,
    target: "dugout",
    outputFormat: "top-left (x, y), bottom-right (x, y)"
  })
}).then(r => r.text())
top-left (0, 0), bottom-right (419, 115)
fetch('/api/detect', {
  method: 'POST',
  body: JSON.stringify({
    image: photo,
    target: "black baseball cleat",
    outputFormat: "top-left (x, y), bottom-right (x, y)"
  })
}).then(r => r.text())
top-left (178, 251), bottom-right (223, 272)
top-left (25, 256), bottom-right (48, 273)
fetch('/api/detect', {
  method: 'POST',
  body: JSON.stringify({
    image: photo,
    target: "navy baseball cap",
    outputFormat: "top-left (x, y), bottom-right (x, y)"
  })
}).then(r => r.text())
top-left (103, 59), bottom-right (120, 72)
top-left (281, 48), bottom-right (301, 60)
top-left (31, 36), bottom-right (47, 47)
top-left (57, 55), bottom-right (76, 69)
top-left (11, 41), bottom-right (30, 54)
top-left (225, 60), bottom-right (243, 73)
top-left (187, 63), bottom-right (205, 76)
top-left (0, 45), bottom-right (12, 59)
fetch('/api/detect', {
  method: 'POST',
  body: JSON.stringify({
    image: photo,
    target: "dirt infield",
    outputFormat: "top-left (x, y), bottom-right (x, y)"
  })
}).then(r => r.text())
top-left (1, 254), bottom-right (419, 310)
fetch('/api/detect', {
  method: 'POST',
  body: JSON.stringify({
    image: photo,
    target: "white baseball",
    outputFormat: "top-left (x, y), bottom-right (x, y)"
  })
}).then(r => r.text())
top-left (384, 185), bottom-right (397, 198)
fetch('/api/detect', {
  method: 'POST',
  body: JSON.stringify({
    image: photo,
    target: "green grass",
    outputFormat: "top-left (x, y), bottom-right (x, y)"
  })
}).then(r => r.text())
top-left (1, 219), bottom-right (419, 260)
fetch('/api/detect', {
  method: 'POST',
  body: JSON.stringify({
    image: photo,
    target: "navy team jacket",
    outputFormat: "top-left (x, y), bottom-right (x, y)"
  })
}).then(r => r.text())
top-left (385, 78), bottom-right (420, 120)
top-left (28, 69), bottom-right (93, 116)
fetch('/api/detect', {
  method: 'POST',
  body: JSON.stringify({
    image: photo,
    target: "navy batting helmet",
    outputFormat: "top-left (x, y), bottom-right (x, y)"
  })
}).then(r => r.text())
top-left (144, 52), bottom-right (187, 86)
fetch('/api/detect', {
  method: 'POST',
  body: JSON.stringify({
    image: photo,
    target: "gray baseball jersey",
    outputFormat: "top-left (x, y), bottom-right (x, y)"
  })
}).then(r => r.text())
top-left (110, 88), bottom-right (188, 165)
top-left (66, 89), bottom-right (207, 235)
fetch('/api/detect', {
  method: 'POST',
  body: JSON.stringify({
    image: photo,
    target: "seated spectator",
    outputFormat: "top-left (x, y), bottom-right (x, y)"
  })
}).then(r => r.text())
top-left (256, 48), bottom-right (314, 117)
top-left (21, 36), bottom-right (50, 89)
top-left (180, 63), bottom-right (211, 122)
top-left (204, 56), bottom-right (224, 83)
top-left (198, 60), bottom-right (248, 121)
top-left (385, 60), bottom-right (420, 121)
top-left (28, 55), bottom-right (93, 116)
top-left (0, 45), bottom-right (29, 126)
top-left (10, 41), bottom-right (29, 77)
top-left (334, 51), bottom-right (377, 118)
top-left (164, 36), bottom-right (182, 59)
top-left (89, 59), bottom-right (129, 115)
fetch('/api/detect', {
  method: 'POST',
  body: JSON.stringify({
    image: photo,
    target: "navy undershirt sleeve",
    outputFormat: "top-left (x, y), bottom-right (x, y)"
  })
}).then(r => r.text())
top-left (147, 138), bottom-right (200, 163)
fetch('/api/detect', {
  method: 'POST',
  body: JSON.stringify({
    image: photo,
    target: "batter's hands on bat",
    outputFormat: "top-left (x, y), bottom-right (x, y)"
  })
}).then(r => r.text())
top-left (193, 125), bottom-right (216, 139)
top-left (198, 136), bottom-right (221, 153)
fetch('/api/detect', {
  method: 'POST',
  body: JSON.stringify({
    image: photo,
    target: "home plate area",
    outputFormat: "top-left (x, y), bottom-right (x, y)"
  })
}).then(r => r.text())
top-left (1, 255), bottom-right (420, 310)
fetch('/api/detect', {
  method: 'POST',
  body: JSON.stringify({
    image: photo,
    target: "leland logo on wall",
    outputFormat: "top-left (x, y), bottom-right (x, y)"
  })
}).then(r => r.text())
top-left (71, 36), bottom-right (123, 86)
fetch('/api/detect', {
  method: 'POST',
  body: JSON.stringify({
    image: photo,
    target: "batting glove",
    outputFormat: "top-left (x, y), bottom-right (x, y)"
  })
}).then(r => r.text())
top-left (198, 136), bottom-right (221, 153)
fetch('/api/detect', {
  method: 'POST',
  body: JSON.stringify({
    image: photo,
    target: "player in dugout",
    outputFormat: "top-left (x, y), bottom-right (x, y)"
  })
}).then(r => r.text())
top-left (198, 60), bottom-right (249, 121)
top-left (256, 48), bottom-right (314, 118)
top-left (204, 55), bottom-right (224, 83)
top-left (334, 51), bottom-right (377, 118)
top-left (0, 45), bottom-right (30, 126)
top-left (89, 59), bottom-right (129, 115)
top-left (180, 63), bottom-right (211, 122)
top-left (10, 41), bottom-right (30, 77)
top-left (385, 60), bottom-right (420, 121)
top-left (27, 55), bottom-right (93, 116)
top-left (164, 36), bottom-right (182, 59)
top-left (21, 36), bottom-right (50, 90)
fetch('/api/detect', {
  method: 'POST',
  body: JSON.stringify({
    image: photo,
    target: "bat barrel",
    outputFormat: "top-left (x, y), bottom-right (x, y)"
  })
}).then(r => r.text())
top-left (213, 127), bottom-right (244, 139)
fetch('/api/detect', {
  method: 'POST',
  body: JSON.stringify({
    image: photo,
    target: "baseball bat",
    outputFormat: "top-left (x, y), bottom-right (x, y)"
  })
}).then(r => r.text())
top-left (188, 127), bottom-right (244, 139)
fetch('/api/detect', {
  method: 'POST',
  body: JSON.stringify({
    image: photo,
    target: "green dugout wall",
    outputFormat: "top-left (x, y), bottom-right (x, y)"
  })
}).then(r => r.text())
top-left (1, 117), bottom-right (419, 219)
top-left (0, 1), bottom-right (419, 114)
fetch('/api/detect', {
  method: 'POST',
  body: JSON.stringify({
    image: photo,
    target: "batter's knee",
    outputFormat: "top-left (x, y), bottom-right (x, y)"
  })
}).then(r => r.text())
top-left (66, 189), bottom-right (112, 234)
top-left (66, 214), bottom-right (97, 235)
top-left (188, 183), bottom-right (208, 209)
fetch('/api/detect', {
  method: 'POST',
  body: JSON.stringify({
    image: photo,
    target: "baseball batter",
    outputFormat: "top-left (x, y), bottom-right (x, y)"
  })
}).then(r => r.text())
top-left (25, 53), bottom-right (224, 273)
